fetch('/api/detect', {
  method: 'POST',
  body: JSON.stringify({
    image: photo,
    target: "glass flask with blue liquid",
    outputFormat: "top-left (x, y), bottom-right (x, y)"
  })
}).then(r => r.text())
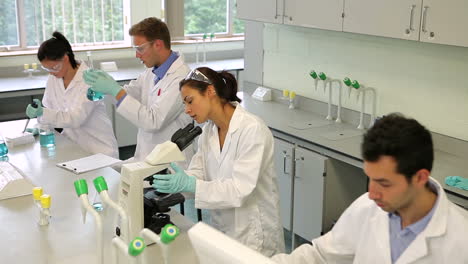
top-left (0, 136), bottom-right (8, 157)
top-left (39, 127), bottom-right (55, 148)
top-left (86, 51), bottom-right (104, 101)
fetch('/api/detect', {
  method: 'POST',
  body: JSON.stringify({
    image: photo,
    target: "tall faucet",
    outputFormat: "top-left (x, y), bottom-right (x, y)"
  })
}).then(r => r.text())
top-left (352, 80), bottom-right (377, 130)
top-left (328, 79), bottom-right (343, 123)
top-left (318, 72), bottom-right (333, 120)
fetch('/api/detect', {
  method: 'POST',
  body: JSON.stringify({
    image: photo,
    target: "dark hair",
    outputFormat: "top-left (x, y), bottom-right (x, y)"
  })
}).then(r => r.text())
top-left (129, 17), bottom-right (171, 49)
top-left (362, 113), bottom-right (433, 182)
top-left (37, 31), bottom-right (78, 69)
top-left (179, 67), bottom-right (242, 103)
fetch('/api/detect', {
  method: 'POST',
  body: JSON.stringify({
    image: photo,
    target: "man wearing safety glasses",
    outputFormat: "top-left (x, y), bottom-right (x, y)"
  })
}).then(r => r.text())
top-left (83, 17), bottom-right (194, 165)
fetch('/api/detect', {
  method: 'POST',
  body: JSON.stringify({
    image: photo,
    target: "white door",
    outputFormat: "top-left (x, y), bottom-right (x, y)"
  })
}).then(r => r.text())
top-left (284, 0), bottom-right (344, 31)
top-left (273, 137), bottom-right (294, 230)
top-left (419, 0), bottom-right (468, 47)
top-left (343, 0), bottom-right (422, 41)
top-left (236, 0), bottom-right (284, 24)
top-left (293, 146), bottom-right (326, 240)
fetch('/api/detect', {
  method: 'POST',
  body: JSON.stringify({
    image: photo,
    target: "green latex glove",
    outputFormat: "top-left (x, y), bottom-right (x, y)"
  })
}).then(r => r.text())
top-left (153, 163), bottom-right (196, 193)
top-left (83, 69), bottom-right (122, 97)
top-left (445, 176), bottom-right (468, 190)
top-left (26, 99), bottom-right (43, 118)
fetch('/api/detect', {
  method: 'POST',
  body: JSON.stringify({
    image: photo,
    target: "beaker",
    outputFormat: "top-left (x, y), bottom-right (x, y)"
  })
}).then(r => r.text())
top-left (0, 136), bottom-right (8, 157)
top-left (86, 51), bottom-right (104, 101)
top-left (87, 88), bottom-right (105, 101)
top-left (39, 128), bottom-right (55, 148)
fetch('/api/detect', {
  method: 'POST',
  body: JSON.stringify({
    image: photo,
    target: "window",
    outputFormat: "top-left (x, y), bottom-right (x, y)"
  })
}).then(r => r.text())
top-left (166, 0), bottom-right (244, 39)
top-left (0, 0), bottom-right (127, 51)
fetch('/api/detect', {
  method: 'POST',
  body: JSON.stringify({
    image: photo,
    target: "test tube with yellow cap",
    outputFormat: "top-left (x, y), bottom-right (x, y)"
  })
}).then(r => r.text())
top-left (38, 194), bottom-right (51, 226)
top-left (32, 187), bottom-right (43, 208)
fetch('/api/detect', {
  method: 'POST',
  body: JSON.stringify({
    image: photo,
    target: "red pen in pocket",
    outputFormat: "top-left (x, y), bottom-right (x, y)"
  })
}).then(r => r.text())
top-left (157, 89), bottom-right (161, 96)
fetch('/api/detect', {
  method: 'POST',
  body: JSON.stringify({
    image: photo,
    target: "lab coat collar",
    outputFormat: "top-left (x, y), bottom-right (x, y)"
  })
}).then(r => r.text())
top-left (164, 51), bottom-right (185, 77)
top-left (61, 61), bottom-right (87, 93)
top-left (208, 102), bottom-right (244, 164)
top-left (225, 102), bottom-right (243, 134)
top-left (370, 209), bottom-right (392, 264)
top-left (396, 178), bottom-right (448, 263)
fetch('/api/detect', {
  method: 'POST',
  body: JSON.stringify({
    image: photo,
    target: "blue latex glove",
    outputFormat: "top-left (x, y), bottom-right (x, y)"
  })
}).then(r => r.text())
top-left (152, 163), bottom-right (196, 193)
top-left (445, 176), bottom-right (468, 190)
top-left (83, 69), bottom-right (122, 97)
top-left (26, 99), bottom-right (43, 118)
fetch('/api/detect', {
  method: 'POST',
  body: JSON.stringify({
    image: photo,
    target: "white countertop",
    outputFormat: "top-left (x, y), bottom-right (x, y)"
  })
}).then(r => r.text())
top-left (0, 119), bottom-right (199, 264)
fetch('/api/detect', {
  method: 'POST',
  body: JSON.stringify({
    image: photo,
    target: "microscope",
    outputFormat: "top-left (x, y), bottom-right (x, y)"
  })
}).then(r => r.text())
top-left (116, 123), bottom-right (202, 242)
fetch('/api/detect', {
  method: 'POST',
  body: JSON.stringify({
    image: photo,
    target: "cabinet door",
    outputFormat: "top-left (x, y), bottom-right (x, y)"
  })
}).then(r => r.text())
top-left (293, 146), bottom-right (326, 240)
top-left (236, 0), bottom-right (284, 24)
top-left (420, 0), bottom-right (468, 47)
top-left (273, 137), bottom-right (294, 230)
top-left (343, 0), bottom-right (422, 41)
top-left (284, 0), bottom-right (344, 31)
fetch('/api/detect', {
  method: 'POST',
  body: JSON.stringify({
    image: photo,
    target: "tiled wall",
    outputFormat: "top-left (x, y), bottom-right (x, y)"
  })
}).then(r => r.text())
top-left (263, 24), bottom-right (468, 141)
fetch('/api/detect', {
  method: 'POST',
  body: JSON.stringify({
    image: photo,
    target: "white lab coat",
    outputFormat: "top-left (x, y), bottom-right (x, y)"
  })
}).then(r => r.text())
top-left (187, 103), bottom-right (285, 257)
top-left (117, 52), bottom-right (194, 164)
top-left (272, 177), bottom-right (468, 264)
top-left (39, 62), bottom-right (119, 158)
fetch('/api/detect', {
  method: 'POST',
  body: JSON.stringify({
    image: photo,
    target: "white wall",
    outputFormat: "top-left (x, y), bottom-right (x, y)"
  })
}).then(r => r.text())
top-left (263, 24), bottom-right (468, 141)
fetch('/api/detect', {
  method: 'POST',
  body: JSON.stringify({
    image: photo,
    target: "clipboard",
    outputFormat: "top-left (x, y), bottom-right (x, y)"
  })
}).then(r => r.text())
top-left (56, 153), bottom-right (121, 174)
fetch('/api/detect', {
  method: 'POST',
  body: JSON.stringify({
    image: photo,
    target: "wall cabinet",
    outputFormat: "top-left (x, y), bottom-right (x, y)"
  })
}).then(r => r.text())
top-left (418, 0), bottom-right (468, 47)
top-left (236, 0), bottom-right (344, 31)
top-left (343, 0), bottom-right (468, 47)
top-left (343, 0), bottom-right (422, 41)
top-left (238, 0), bottom-right (468, 48)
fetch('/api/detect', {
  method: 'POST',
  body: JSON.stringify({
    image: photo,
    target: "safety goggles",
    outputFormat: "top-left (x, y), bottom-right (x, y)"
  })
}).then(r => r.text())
top-left (132, 41), bottom-right (154, 54)
top-left (41, 60), bottom-right (64, 73)
top-left (184, 69), bottom-right (212, 85)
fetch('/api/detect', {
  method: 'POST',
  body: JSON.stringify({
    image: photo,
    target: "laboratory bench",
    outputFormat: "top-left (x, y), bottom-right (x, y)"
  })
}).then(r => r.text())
top-left (0, 119), bottom-right (199, 264)
top-left (239, 81), bottom-right (467, 244)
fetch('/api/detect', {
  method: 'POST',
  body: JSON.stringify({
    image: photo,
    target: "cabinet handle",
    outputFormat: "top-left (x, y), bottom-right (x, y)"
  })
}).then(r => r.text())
top-left (421, 6), bottom-right (429, 33)
top-left (408, 5), bottom-right (416, 32)
top-left (274, 0), bottom-right (280, 19)
top-left (294, 157), bottom-right (304, 179)
top-left (283, 151), bottom-right (290, 174)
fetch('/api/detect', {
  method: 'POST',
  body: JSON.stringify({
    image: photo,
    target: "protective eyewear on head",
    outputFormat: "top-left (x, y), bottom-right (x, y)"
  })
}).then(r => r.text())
top-left (41, 60), bottom-right (64, 73)
top-left (132, 41), bottom-right (154, 54)
top-left (184, 69), bottom-right (212, 85)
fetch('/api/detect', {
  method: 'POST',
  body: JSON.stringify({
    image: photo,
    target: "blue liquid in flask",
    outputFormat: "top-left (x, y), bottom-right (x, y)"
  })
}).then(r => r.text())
top-left (40, 131), bottom-right (55, 147)
top-left (0, 142), bottom-right (8, 157)
top-left (87, 87), bottom-right (104, 101)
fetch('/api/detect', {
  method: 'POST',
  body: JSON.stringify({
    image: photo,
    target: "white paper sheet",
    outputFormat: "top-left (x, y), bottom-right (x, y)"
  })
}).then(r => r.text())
top-left (56, 153), bottom-right (121, 174)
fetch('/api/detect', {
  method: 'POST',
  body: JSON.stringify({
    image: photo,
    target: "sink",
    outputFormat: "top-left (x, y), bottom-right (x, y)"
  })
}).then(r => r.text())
top-left (288, 119), bottom-right (332, 130)
top-left (320, 129), bottom-right (364, 140)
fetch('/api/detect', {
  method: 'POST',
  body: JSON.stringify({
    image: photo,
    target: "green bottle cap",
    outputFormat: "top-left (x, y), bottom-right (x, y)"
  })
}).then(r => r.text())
top-left (128, 237), bottom-right (146, 256)
top-left (351, 80), bottom-right (360, 89)
top-left (74, 179), bottom-right (88, 197)
top-left (93, 176), bottom-right (108, 193)
top-left (309, 70), bottom-right (318, 79)
top-left (160, 224), bottom-right (180, 244)
top-left (343, 77), bottom-right (352, 86)
top-left (318, 72), bottom-right (327, 80)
